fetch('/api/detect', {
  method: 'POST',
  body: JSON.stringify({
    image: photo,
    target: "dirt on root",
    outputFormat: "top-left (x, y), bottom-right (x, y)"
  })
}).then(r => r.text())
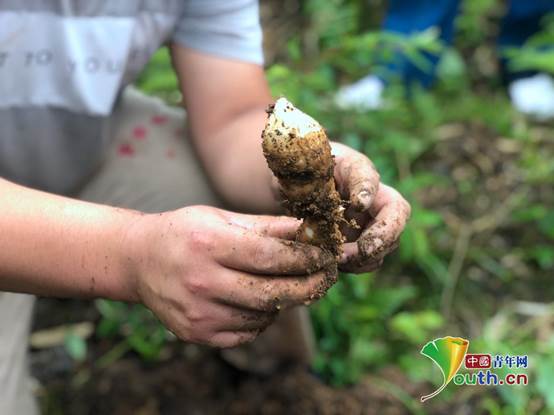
top-left (262, 103), bottom-right (345, 258)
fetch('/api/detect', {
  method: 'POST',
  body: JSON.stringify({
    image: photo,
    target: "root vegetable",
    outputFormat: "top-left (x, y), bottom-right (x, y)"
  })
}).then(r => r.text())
top-left (262, 98), bottom-right (345, 258)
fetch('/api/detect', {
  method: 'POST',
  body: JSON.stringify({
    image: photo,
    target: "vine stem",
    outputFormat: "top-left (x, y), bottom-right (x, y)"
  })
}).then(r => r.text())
top-left (441, 225), bottom-right (472, 321)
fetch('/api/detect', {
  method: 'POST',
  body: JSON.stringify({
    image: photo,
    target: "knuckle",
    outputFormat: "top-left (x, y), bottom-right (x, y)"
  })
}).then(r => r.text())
top-left (186, 310), bottom-right (205, 325)
top-left (186, 275), bottom-right (208, 296)
top-left (295, 245), bottom-right (323, 273)
top-left (188, 229), bottom-right (215, 253)
top-left (252, 244), bottom-right (276, 270)
top-left (183, 307), bottom-right (212, 332)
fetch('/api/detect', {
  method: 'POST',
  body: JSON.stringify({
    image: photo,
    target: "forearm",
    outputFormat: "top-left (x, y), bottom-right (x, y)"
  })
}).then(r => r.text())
top-left (0, 178), bottom-right (140, 301)
top-left (171, 46), bottom-right (281, 213)
top-left (200, 106), bottom-right (281, 213)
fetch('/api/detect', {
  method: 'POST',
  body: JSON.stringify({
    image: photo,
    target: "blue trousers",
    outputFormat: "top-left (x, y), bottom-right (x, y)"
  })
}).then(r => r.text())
top-left (382, 0), bottom-right (554, 86)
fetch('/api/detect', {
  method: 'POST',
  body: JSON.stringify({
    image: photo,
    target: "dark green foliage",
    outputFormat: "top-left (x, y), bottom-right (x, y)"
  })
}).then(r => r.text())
top-left (504, 15), bottom-right (554, 75)
top-left (95, 300), bottom-right (171, 361)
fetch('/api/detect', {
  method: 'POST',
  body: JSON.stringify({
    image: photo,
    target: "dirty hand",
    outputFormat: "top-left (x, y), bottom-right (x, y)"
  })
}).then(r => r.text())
top-left (331, 142), bottom-right (411, 273)
top-left (126, 206), bottom-right (336, 348)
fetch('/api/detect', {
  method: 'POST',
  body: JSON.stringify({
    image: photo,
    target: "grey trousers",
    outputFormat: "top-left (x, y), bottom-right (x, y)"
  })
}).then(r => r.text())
top-left (0, 88), bottom-right (314, 414)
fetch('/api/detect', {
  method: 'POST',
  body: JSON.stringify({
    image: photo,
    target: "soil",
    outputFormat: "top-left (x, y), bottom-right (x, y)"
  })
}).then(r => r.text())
top-left (36, 334), bottom-right (430, 415)
top-left (33, 299), bottom-right (440, 415)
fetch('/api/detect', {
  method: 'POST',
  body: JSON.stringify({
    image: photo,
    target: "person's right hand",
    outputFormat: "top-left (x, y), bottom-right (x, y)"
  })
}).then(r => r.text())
top-left (125, 205), bottom-right (336, 348)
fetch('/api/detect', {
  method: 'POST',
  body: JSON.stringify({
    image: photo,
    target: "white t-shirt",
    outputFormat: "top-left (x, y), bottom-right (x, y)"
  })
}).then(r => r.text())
top-left (0, 0), bottom-right (263, 194)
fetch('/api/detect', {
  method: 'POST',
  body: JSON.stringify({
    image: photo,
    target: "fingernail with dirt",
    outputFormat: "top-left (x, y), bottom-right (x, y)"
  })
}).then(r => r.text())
top-left (357, 190), bottom-right (372, 210)
top-left (357, 236), bottom-right (384, 261)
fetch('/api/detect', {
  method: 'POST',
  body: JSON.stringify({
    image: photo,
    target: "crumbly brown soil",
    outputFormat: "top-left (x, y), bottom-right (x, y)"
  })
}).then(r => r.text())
top-left (32, 301), bottom-right (431, 415)
top-left (34, 298), bottom-right (492, 415)
top-left (38, 342), bottom-right (434, 415)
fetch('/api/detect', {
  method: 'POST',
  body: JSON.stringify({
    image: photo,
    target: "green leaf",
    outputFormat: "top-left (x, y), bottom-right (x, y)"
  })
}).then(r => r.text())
top-left (538, 211), bottom-right (554, 239)
top-left (64, 332), bottom-right (87, 362)
top-left (390, 310), bottom-right (444, 344)
top-left (413, 208), bottom-right (444, 228)
top-left (529, 245), bottom-right (554, 270)
top-left (537, 357), bottom-right (554, 409)
top-left (437, 48), bottom-right (466, 80)
top-left (95, 299), bottom-right (124, 319)
top-left (96, 318), bottom-right (121, 338)
top-left (512, 205), bottom-right (547, 223)
top-left (381, 286), bottom-right (417, 315)
top-left (350, 338), bottom-right (386, 366)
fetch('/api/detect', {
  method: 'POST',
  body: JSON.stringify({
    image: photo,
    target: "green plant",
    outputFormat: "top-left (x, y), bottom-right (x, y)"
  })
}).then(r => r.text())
top-left (504, 14), bottom-right (554, 75)
top-left (95, 300), bottom-right (171, 362)
top-left (456, 0), bottom-right (503, 48)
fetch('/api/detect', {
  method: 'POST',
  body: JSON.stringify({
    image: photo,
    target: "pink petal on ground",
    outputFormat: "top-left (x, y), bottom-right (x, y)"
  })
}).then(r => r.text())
top-left (166, 148), bottom-right (176, 159)
top-left (118, 143), bottom-right (135, 156)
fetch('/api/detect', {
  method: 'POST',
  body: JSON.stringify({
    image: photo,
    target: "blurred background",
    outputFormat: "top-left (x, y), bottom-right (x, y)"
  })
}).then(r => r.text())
top-left (34, 0), bottom-right (554, 414)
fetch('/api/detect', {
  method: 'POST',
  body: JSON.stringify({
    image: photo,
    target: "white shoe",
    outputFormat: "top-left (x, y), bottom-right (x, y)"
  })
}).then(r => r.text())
top-left (335, 75), bottom-right (385, 110)
top-left (509, 73), bottom-right (554, 121)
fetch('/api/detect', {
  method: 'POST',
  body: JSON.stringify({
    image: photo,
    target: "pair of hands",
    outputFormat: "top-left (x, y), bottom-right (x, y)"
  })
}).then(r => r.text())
top-left (128, 143), bottom-right (410, 348)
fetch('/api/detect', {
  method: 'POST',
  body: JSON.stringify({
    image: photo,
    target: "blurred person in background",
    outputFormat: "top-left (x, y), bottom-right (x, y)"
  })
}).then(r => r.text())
top-left (336, 0), bottom-right (554, 120)
top-left (0, 1), bottom-right (410, 413)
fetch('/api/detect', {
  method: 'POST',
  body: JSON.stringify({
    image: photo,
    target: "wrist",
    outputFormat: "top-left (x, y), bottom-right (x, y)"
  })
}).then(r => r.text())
top-left (107, 209), bottom-right (151, 303)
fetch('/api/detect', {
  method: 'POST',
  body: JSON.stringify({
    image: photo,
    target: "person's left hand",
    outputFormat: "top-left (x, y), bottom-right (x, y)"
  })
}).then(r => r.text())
top-left (331, 142), bottom-right (411, 273)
